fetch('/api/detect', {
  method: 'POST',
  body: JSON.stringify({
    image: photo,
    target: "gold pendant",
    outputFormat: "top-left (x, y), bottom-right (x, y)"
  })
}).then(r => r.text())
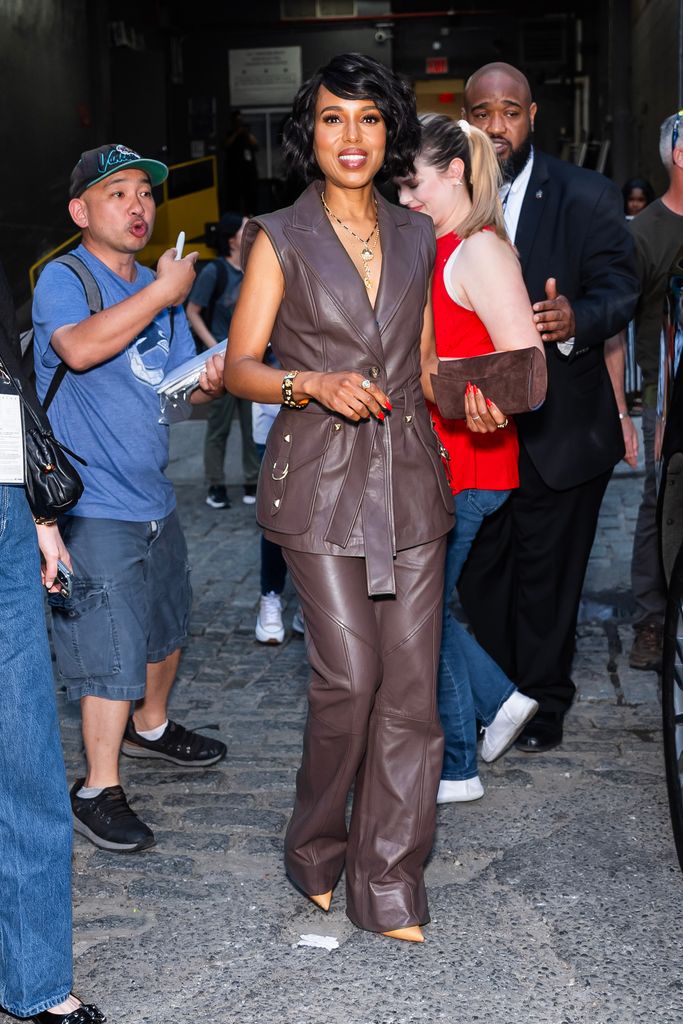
top-left (361, 247), bottom-right (374, 261)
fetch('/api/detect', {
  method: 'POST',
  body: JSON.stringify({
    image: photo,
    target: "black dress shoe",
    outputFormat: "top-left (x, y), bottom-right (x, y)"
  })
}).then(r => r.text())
top-left (514, 714), bottom-right (563, 752)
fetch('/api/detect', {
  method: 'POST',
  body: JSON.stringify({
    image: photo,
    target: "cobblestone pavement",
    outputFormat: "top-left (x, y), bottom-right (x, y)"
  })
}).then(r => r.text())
top-left (8, 420), bottom-right (682, 1024)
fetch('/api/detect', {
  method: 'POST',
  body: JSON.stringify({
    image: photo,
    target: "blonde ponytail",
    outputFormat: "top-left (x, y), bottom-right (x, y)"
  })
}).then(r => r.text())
top-left (417, 113), bottom-right (507, 242)
top-left (456, 123), bottom-right (507, 241)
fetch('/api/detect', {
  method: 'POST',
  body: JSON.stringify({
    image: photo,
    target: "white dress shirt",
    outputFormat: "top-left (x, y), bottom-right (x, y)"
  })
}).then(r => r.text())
top-left (500, 148), bottom-right (534, 245)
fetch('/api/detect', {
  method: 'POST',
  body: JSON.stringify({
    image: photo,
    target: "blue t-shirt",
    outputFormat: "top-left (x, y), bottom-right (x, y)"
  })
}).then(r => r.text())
top-left (32, 244), bottom-right (196, 521)
top-left (188, 259), bottom-right (243, 343)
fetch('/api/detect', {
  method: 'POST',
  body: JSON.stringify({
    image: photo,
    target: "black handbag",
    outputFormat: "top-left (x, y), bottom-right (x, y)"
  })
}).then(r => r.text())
top-left (0, 355), bottom-right (86, 520)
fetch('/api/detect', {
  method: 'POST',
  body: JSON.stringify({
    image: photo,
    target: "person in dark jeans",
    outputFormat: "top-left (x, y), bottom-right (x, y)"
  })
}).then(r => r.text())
top-left (186, 212), bottom-right (260, 508)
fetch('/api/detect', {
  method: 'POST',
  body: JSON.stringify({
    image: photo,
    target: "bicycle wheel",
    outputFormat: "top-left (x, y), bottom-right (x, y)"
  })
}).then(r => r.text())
top-left (662, 544), bottom-right (683, 872)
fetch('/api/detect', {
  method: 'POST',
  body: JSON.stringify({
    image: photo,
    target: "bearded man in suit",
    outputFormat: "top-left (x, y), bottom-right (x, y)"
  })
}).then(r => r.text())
top-left (458, 62), bottom-right (639, 751)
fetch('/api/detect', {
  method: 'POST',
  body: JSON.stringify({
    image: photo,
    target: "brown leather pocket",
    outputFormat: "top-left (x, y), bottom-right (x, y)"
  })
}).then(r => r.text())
top-left (257, 413), bottom-right (334, 535)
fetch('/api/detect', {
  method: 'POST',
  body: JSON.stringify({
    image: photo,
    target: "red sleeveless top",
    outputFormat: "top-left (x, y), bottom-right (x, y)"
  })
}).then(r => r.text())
top-left (428, 231), bottom-right (519, 495)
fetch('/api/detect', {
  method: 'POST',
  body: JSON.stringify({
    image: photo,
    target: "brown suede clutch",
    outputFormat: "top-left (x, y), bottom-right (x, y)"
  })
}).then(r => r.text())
top-left (430, 346), bottom-right (547, 420)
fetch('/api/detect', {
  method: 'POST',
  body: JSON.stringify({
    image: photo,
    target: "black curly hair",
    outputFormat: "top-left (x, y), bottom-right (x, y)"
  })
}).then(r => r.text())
top-left (281, 53), bottom-right (420, 182)
top-left (621, 177), bottom-right (655, 214)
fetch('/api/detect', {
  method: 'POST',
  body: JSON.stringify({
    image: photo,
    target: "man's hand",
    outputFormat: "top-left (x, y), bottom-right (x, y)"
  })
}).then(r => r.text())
top-left (192, 352), bottom-right (227, 403)
top-left (621, 413), bottom-right (639, 469)
top-left (155, 248), bottom-right (198, 307)
top-left (532, 278), bottom-right (576, 343)
top-left (35, 522), bottom-right (72, 592)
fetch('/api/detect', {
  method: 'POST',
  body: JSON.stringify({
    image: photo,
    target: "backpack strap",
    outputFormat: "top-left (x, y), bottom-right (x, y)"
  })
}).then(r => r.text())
top-left (56, 253), bottom-right (103, 314)
top-left (43, 253), bottom-right (103, 411)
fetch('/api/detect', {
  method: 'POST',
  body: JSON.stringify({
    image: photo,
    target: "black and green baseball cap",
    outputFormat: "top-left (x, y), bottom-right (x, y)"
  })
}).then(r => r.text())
top-left (69, 144), bottom-right (168, 198)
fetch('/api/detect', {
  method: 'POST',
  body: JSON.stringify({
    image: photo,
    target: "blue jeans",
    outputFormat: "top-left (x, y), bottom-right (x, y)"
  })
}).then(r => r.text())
top-left (0, 485), bottom-right (73, 1017)
top-left (438, 488), bottom-right (516, 781)
top-left (256, 441), bottom-right (287, 595)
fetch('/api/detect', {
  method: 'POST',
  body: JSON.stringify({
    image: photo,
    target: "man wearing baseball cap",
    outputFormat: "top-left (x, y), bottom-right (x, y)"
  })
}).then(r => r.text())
top-left (32, 144), bottom-right (228, 853)
top-left (68, 143), bottom-right (169, 198)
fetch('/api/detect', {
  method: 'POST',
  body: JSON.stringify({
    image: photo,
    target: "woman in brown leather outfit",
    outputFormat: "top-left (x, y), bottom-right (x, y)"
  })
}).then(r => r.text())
top-left (225, 53), bottom-right (454, 942)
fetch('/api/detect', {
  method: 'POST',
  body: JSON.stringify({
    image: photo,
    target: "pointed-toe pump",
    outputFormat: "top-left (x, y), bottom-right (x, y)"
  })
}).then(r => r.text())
top-left (382, 926), bottom-right (424, 943)
top-left (309, 890), bottom-right (332, 912)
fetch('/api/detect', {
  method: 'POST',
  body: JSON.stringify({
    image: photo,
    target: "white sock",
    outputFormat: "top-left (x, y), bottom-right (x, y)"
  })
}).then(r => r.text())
top-left (77, 785), bottom-right (104, 799)
top-left (136, 719), bottom-right (169, 741)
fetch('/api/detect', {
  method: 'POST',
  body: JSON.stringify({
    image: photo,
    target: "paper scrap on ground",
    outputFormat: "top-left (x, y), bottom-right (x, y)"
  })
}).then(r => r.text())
top-left (295, 934), bottom-right (339, 950)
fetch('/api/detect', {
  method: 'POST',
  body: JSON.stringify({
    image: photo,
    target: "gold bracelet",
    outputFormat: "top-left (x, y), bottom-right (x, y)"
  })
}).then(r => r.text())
top-left (33, 515), bottom-right (58, 526)
top-left (281, 370), bottom-right (309, 409)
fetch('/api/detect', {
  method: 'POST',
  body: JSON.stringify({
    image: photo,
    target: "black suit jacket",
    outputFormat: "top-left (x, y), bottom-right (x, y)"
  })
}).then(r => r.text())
top-left (513, 151), bottom-right (639, 490)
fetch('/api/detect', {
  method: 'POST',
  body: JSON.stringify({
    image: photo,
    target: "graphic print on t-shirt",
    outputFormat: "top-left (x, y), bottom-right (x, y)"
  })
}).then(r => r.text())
top-left (128, 320), bottom-right (171, 387)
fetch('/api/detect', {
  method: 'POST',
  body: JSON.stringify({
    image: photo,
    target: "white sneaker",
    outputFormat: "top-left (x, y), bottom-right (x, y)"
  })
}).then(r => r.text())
top-left (292, 606), bottom-right (305, 635)
top-left (436, 776), bottom-right (484, 804)
top-left (255, 592), bottom-right (285, 644)
top-left (481, 691), bottom-right (539, 763)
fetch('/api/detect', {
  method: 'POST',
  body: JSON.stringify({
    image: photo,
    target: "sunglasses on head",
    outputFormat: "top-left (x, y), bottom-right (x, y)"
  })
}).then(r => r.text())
top-left (673, 110), bottom-right (683, 152)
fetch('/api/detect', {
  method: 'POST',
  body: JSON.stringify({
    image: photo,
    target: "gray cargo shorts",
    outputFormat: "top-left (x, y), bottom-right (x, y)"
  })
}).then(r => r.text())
top-left (48, 511), bottom-right (192, 702)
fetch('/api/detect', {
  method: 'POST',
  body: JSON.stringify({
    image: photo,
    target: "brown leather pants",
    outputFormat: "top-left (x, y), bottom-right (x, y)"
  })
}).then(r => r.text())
top-left (283, 537), bottom-right (446, 933)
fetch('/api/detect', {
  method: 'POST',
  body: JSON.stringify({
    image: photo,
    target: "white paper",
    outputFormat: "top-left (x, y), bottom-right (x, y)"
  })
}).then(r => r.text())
top-left (295, 934), bottom-right (339, 951)
top-left (0, 393), bottom-right (24, 484)
top-left (156, 340), bottom-right (228, 397)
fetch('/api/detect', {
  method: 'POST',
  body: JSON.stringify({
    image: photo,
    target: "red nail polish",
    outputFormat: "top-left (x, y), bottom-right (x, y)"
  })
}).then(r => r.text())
top-left (385, 401), bottom-right (393, 411)
top-left (465, 382), bottom-right (471, 395)
top-left (377, 411), bottom-right (385, 421)
top-left (472, 384), bottom-right (479, 394)
top-left (486, 398), bottom-right (492, 408)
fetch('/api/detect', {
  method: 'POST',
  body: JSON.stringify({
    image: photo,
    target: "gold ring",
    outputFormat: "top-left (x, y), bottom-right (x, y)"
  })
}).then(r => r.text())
top-left (361, 379), bottom-right (372, 390)
top-left (496, 418), bottom-right (509, 429)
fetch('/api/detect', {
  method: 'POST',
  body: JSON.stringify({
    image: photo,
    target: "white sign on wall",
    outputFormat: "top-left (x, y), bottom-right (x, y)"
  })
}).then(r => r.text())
top-left (229, 47), bottom-right (302, 107)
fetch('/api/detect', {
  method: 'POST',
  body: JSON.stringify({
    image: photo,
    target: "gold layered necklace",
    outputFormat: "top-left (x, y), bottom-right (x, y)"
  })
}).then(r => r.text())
top-left (321, 192), bottom-right (380, 290)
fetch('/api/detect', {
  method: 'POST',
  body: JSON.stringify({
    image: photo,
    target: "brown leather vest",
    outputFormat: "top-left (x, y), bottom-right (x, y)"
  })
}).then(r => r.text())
top-left (242, 181), bottom-right (454, 595)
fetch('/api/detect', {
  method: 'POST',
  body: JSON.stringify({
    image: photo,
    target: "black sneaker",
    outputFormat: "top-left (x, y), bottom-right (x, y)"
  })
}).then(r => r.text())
top-left (206, 485), bottom-right (231, 509)
top-left (243, 483), bottom-right (257, 505)
top-left (121, 718), bottom-right (227, 767)
top-left (70, 780), bottom-right (155, 852)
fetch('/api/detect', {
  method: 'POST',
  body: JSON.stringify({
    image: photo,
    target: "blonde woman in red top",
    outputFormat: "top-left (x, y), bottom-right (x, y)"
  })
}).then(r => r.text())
top-left (398, 114), bottom-right (544, 802)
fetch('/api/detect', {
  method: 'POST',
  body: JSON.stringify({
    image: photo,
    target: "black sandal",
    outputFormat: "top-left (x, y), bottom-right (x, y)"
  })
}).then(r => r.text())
top-left (33, 999), bottom-right (105, 1023)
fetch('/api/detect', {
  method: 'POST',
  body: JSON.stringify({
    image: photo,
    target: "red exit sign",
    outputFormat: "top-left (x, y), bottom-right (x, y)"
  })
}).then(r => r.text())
top-left (426, 57), bottom-right (449, 74)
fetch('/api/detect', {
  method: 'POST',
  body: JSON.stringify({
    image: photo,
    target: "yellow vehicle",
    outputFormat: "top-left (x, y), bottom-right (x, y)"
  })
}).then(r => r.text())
top-left (28, 156), bottom-right (220, 292)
